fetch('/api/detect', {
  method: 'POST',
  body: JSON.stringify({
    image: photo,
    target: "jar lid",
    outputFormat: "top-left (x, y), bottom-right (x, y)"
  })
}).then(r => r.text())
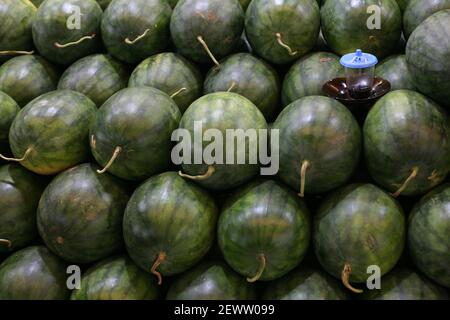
top-left (340, 49), bottom-right (378, 69)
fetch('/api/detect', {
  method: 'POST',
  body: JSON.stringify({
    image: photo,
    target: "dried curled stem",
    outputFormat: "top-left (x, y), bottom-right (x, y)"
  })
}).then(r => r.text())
top-left (298, 160), bottom-right (310, 197)
top-left (0, 148), bottom-right (32, 162)
top-left (97, 146), bottom-right (122, 174)
top-left (151, 251), bottom-right (167, 285)
top-left (275, 33), bottom-right (297, 56)
top-left (170, 87), bottom-right (187, 98)
top-left (179, 165), bottom-right (215, 181)
top-left (0, 50), bottom-right (34, 55)
top-left (197, 35), bottom-right (220, 68)
top-left (125, 29), bottom-right (151, 45)
top-left (55, 34), bottom-right (96, 48)
top-left (390, 167), bottom-right (419, 198)
top-left (227, 81), bottom-right (236, 92)
top-left (0, 239), bottom-right (12, 248)
top-left (341, 263), bottom-right (363, 294)
top-left (247, 253), bottom-right (266, 283)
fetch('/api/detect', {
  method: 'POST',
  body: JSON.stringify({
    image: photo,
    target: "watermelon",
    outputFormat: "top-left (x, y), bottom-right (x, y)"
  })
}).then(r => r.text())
top-left (0, 0), bottom-right (36, 62)
top-left (37, 163), bottom-right (129, 264)
top-left (71, 256), bottom-right (159, 300)
top-left (0, 55), bottom-right (59, 107)
top-left (364, 90), bottom-right (450, 197)
top-left (0, 246), bottom-right (70, 300)
top-left (281, 52), bottom-right (344, 106)
top-left (406, 10), bottom-right (450, 108)
top-left (7, 90), bottom-right (96, 175)
top-left (403, 0), bottom-right (450, 39)
top-left (58, 54), bottom-right (129, 107)
top-left (123, 172), bottom-right (218, 284)
top-left (0, 92), bottom-right (19, 144)
top-left (167, 261), bottom-right (256, 300)
top-left (0, 164), bottom-right (44, 253)
top-left (245, 0), bottom-right (320, 64)
top-left (321, 0), bottom-right (402, 59)
top-left (262, 267), bottom-right (349, 300)
top-left (408, 184), bottom-right (450, 288)
top-left (314, 184), bottom-right (405, 293)
top-left (375, 55), bottom-right (416, 91)
top-left (272, 96), bottom-right (361, 196)
top-left (361, 268), bottom-right (449, 300)
top-left (178, 92), bottom-right (268, 191)
top-left (170, 0), bottom-right (244, 65)
top-left (32, 0), bottom-right (102, 65)
top-left (90, 87), bottom-right (181, 181)
top-left (204, 53), bottom-right (280, 120)
top-left (101, 0), bottom-right (172, 64)
top-left (128, 53), bottom-right (202, 113)
top-left (218, 180), bottom-right (311, 282)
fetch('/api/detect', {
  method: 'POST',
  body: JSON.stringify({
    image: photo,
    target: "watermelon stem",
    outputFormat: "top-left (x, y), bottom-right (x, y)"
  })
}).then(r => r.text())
top-left (247, 253), bottom-right (266, 283)
top-left (275, 33), bottom-right (298, 56)
top-left (0, 147), bottom-right (32, 162)
top-left (97, 146), bottom-right (122, 174)
top-left (151, 251), bottom-right (167, 285)
top-left (170, 87), bottom-right (187, 98)
top-left (0, 239), bottom-right (11, 249)
top-left (197, 36), bottom-right (220, 68)
top-left (125, 29), bottom-right (152, 45)
top-left (341, 263), bottom-right (363, 294)
top-left (179, 165), bottom-right (215, 181)
top-left (390, 166), bottom-right (419, 198)
top-left (298, 160), bottom-right (310, 197)
top-left (0, 50), bottom-right (34, 56)
top-left (227, 81), bottom-right (236, 92)
top-left (54, 34), bottom-right (96, 48)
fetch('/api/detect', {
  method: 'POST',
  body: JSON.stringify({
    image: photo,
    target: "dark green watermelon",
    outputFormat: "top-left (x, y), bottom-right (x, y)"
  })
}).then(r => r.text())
top-left (262, 267), bottom-right (349, 300)
top-left (361, 268), bottom-right (449, 300)
top-left (0, 55), bottom-right (59, 107)
top-left (406, 10), bottom-right (450, 108)
top-left (123, 172), bottom-right (218, 283)
top-left (403, 0), bottom-right (450, 39)
top-left (218, 180), bottom-right (310, 282)
top-left (8, 90), bottom-right (96, 175)
top-left (0, 92), bottom-right (19, 144)
top-left (32, 0), bottom-right (102, 65)
top-left (245, 0), bottom-right (320, 64)
top-left (0, 246), bottom-right (70, 300)
top-left (314, 184), bottom-right (405, 292)
top-left (321, 0), bottom-right (402, 59)
top-left (101, 0), bottom-right (172, 64)
top-left (0, 0), bottom-right (36, 62)
top-left (272, 96), bottom-right (361, 196)
top-left (281, 52), bottom-right (344, 106)
top-left (364, 90), bottom-right (450, 197)
top-left (178, 92), bottom-right (268, 191)
top-left (0, 164), bottom-right (44, 253)
top-left (37, 163), bottom-right (129, 263)
top-left (90, 87), bottom-right (181, 181)
top-left (128, 52), bottom-right (202, 113)
top-left (167, 261), bottom-right (256, 300)
top-left (408, 184), bottom-right (450, 288)
top-left (58, 54), bottom-right (129, 107)
top-left (170, 0), bottom-right (244, 64)
top-left (204, 53), bottom-right (280, 120)
top-left (71, 256), bottom-right (159, 300)
top-left (375, 55), bottom-right (416, 91)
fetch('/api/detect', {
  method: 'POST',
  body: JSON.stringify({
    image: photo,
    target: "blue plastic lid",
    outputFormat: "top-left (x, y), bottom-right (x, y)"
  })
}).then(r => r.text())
top-left (340, 49), bottom-right (378, 69)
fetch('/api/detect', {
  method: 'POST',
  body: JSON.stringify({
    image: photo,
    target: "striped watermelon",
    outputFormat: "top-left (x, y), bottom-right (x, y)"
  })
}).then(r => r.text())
top-left (0, 92), bottom-right (19, 144)
top-left (375, 55), bottom-right (416, 91)
top-left (403, 0), bottom-right (450, 39)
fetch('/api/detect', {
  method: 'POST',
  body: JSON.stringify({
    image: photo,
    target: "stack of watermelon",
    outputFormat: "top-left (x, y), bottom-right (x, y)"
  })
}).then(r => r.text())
top-left (0, 0), bottom-right (449, 300)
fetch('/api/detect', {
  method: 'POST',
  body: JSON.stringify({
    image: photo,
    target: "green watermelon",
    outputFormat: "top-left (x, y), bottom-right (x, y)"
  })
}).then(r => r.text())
top-left (0, 55), bottom-right (59, 107)
top-left (408, 184), bottom-right (450, 288)
top-left (58, 54), bottom-right (129, 107)
top-left (218, 180), bottom-right (310, 282)
top-left (245, 0), bottom-right (320, 64)
top-left (71, 256), bottom-right (159, 300)
top-left (0, 92), bottom-right (19, 144)
top-left (262, 267), bottom-right (349, 300)
top-left (281, 52), bottom-right (344, 106)
top-left (314, 184), bottom-right (405, 293)
top-left (128, 53), bottom-right (202, 113)
top-left (203, 53), bottom-right (280, 120)
top-left (123, 172), bottom-right (218, 284)
top-left (90, 87), bottom-right (181, 181)
top-left (37, 163), bottom-right (129, 264)
top-left (32, 0), bottom-right (102, 65)
top-left (321, 0), bottom-right (402, 59)
top-left (272, 96), bottom-right (361, 196)
top-left (403, 0), bottom-right (450, 39)
top-left (170, 0), bottom-right (244, 64)
top-left (0, 0), bottom-right (36, 62)
top-left (101, 0), bottom-right (172, 64)
top-left (0, 164), bottom-right (44, 253)
top-left (8, 90), bottom-right (96, 175)
top-left (375, 55), bottom-right (416, 91)
top-left (0, 246), bottom-right (70, 300)
top-left (361, 268), bottom-right (449, 300)
top-left (364, 90), bottom-right (450, 197)
top-left (406, 10), bottom-right (450, 108)
top-left (167, 261), bottom-right (256, 300)
top-left (96, 0), bottom-right (112, 9)
top-left (178, 92), bottom-right (268, 191)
